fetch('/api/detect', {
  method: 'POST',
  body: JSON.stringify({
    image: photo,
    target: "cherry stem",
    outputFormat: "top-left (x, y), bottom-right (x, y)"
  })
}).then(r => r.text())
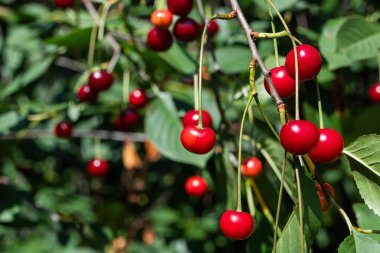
top-left (194, 74), bottom-right (199, 111)
top-left (272, 151), bottom-right (287, 252)
top-left (87, 23), bottom-right (98, 68)
top-left (123, 71), bottom-right (130, 104)
top-left (294, 158), bottom-right (305, 253)
top-left (253, 96), bottom-right (280, 141)
top-left (245, 179), bottom-right (256, 216)
top-left (315, 78), bottom-right (325, 129)
top-left (236, 92), bottom-right (255, 212)
top-left (264, 0), bottom-right (280, 67)
top-left (98, 1), bottom-right (111, 41)
top-left (196, 18), bottom-right (212, 129)
top-left (95, 135), bottom-right (101, 159)
top-left (249, 178), bottom-right (279, 233)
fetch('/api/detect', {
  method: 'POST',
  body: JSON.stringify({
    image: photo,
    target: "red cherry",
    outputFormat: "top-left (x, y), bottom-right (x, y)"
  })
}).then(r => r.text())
top-left (241, 157), bottom-right (263, 178)
top-left (77, 84), bottom-right (98, 103)
top-left (121, 109), bottom-right (140, 129)
top-left (309, 128), bottom-right (344, 163)
top-left (88, 70), bottom-right (113, 91)
top-left (180, 126), bottom-right (216, 154)
top-left (280, 120), bottom-right (319, 155)
top-left (150, 9), bottom-right (173, 29)
top-left (285, 44), bottom-right (322, 80)
top-left (147, 27), bottom-right (173, 52)
top-left (173, 17), bottom-right (199, 42)
top-left (220, 210), bottom-right (254, 240)
top-left (264, 66), bottom-right (296, 99)
top-left (207, 20), bottom-right (219, 37)
top-left (369, 83), bottom-right (380, 102)
top-left (167, 0), bottom-right (193, 16)
top-left (185, 176), bottom-right (208, 197)
top-left (54, 122), bottom-right (73, 138)
top-left (129, 89), bottom-right (149, 108)
top-left (316, 183), bottom-right (335, 212)
top-left (87, 159), bottom-right (110, 177)
top-left (54, 0), bottom-right (75, 8)
top-left (182, 110), bottom-right (213, 128)
top-left (113, 115), bottom-right (125, 131)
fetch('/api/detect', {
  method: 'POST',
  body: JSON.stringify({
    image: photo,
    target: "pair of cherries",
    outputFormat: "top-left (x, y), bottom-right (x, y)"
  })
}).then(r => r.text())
top-left (77, 70), bottom-right (113, 103)
top-left (185, 176), bottom-right (254, 240)
top-left (114, 89), bottom-right (149, 131)
top-left (180, 110), bottom-right (216, 154)
top-left (264, 44), bottom-right (322, 99)
top-left (147, 0), bottom-right (219, 52)
top-left (280, 120), bottom-right (344, 163)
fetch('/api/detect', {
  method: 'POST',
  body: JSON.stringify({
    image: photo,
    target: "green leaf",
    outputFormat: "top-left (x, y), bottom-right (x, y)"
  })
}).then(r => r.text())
top-left (344, 135), bottom-right (380, 216)
top-left (338, 235), bottom-right (355, 253)
top-left (336, 17), bottom-right (380, 62)
top-left (353, 203), bottom-right (380, 241)
top-left (276, 169), bottom-right (321, 252)
top-left (276, 212), bottom-right (305, 253)
top-left (215, 46), bottom-right (251, 74)
top-left (45, 27), bottom-right (92, 48)
top-left (145, 93), bottom-right (212, 167)
top-left (258, 139), bottom-right (296, 201)
top-left (319, 17), bottom-right (352, 70)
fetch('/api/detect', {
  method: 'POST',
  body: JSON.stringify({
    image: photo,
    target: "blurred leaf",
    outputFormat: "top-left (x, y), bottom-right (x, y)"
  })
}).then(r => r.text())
top-left (336, 17), bottom-right (380, 62)
top-left (0, 56), bottom-right (55, 98)
top-left (159, 43), bottom-right (197, 74)
top-left (256, 0), bottom-right (297, 12)
top-left (344, 135), bottom-right (380, 216)
top-left (45, 28), bottom-right (92, 48)
top-left (215, 46), bottom-right (251, 74)
top-left (0, 111), bottom-right (19, 133)
top-left (338, 231), bottom-right (380, 252)
top-left (145, 93), bottom-right (213, 167)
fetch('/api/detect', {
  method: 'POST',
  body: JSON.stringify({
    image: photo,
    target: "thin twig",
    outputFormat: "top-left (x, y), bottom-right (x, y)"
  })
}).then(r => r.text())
top-left (228, 0), bottom-right (284, 108)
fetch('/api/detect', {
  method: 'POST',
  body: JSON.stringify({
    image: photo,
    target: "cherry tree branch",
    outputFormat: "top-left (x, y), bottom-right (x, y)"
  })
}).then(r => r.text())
top-left (228, 0), bottom-right (284, 108)
top-left (0, 129), bottom-right (147, 142)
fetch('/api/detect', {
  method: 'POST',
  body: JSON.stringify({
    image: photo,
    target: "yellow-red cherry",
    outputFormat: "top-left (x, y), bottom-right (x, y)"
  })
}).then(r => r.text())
top-left (54, 121), bottom-right (73, 138)
top-left (285, 44), bottom-right (322, 80)
top-left (207, 20), bottom-right (219, 37)
top-left (147, 27), bottom-right (173, 52)
top-left (264, 66), bottom-right (296, 99)
top-left (241, 157), bottom-right (263, 178)
top-left (369, 83), bottom-right (380, 102)
top-left (185, 176), bottom-right (208, 197)
top-left (309, 128), bottom-right (344, 163)
top-left (77, 84), bottom-right (98, 103)
top-left (88, 70), bottom-right (113, 91)
top-left (280, 120), bottom-right (319, 155)
top-left (182, 110), bottom-right (213, 128)
top-left (316, 183), bottom-right (335, 212)
top-left (87, 159), bottom-right (110, 177)
top-left (129, 89), bottom-right (148, 109)
top-left (54, 0), bottom-right (75, 8)
top-left (219, 210), bottom-right (254, 240)
top-left (180, 125), bottom-right (215, 154)
top-left (167, 0), bottom-right (193, 17)
top-left (173, 17), bottom-right (199, 42)
top-left (150, 9), bottom-right (173, 29)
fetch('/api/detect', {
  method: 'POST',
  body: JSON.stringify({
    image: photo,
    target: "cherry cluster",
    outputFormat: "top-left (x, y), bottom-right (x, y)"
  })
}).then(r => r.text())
top-left (147, 0), bottom-right (219, 52)
top-left (77, 70), bottom-right (113, 103)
